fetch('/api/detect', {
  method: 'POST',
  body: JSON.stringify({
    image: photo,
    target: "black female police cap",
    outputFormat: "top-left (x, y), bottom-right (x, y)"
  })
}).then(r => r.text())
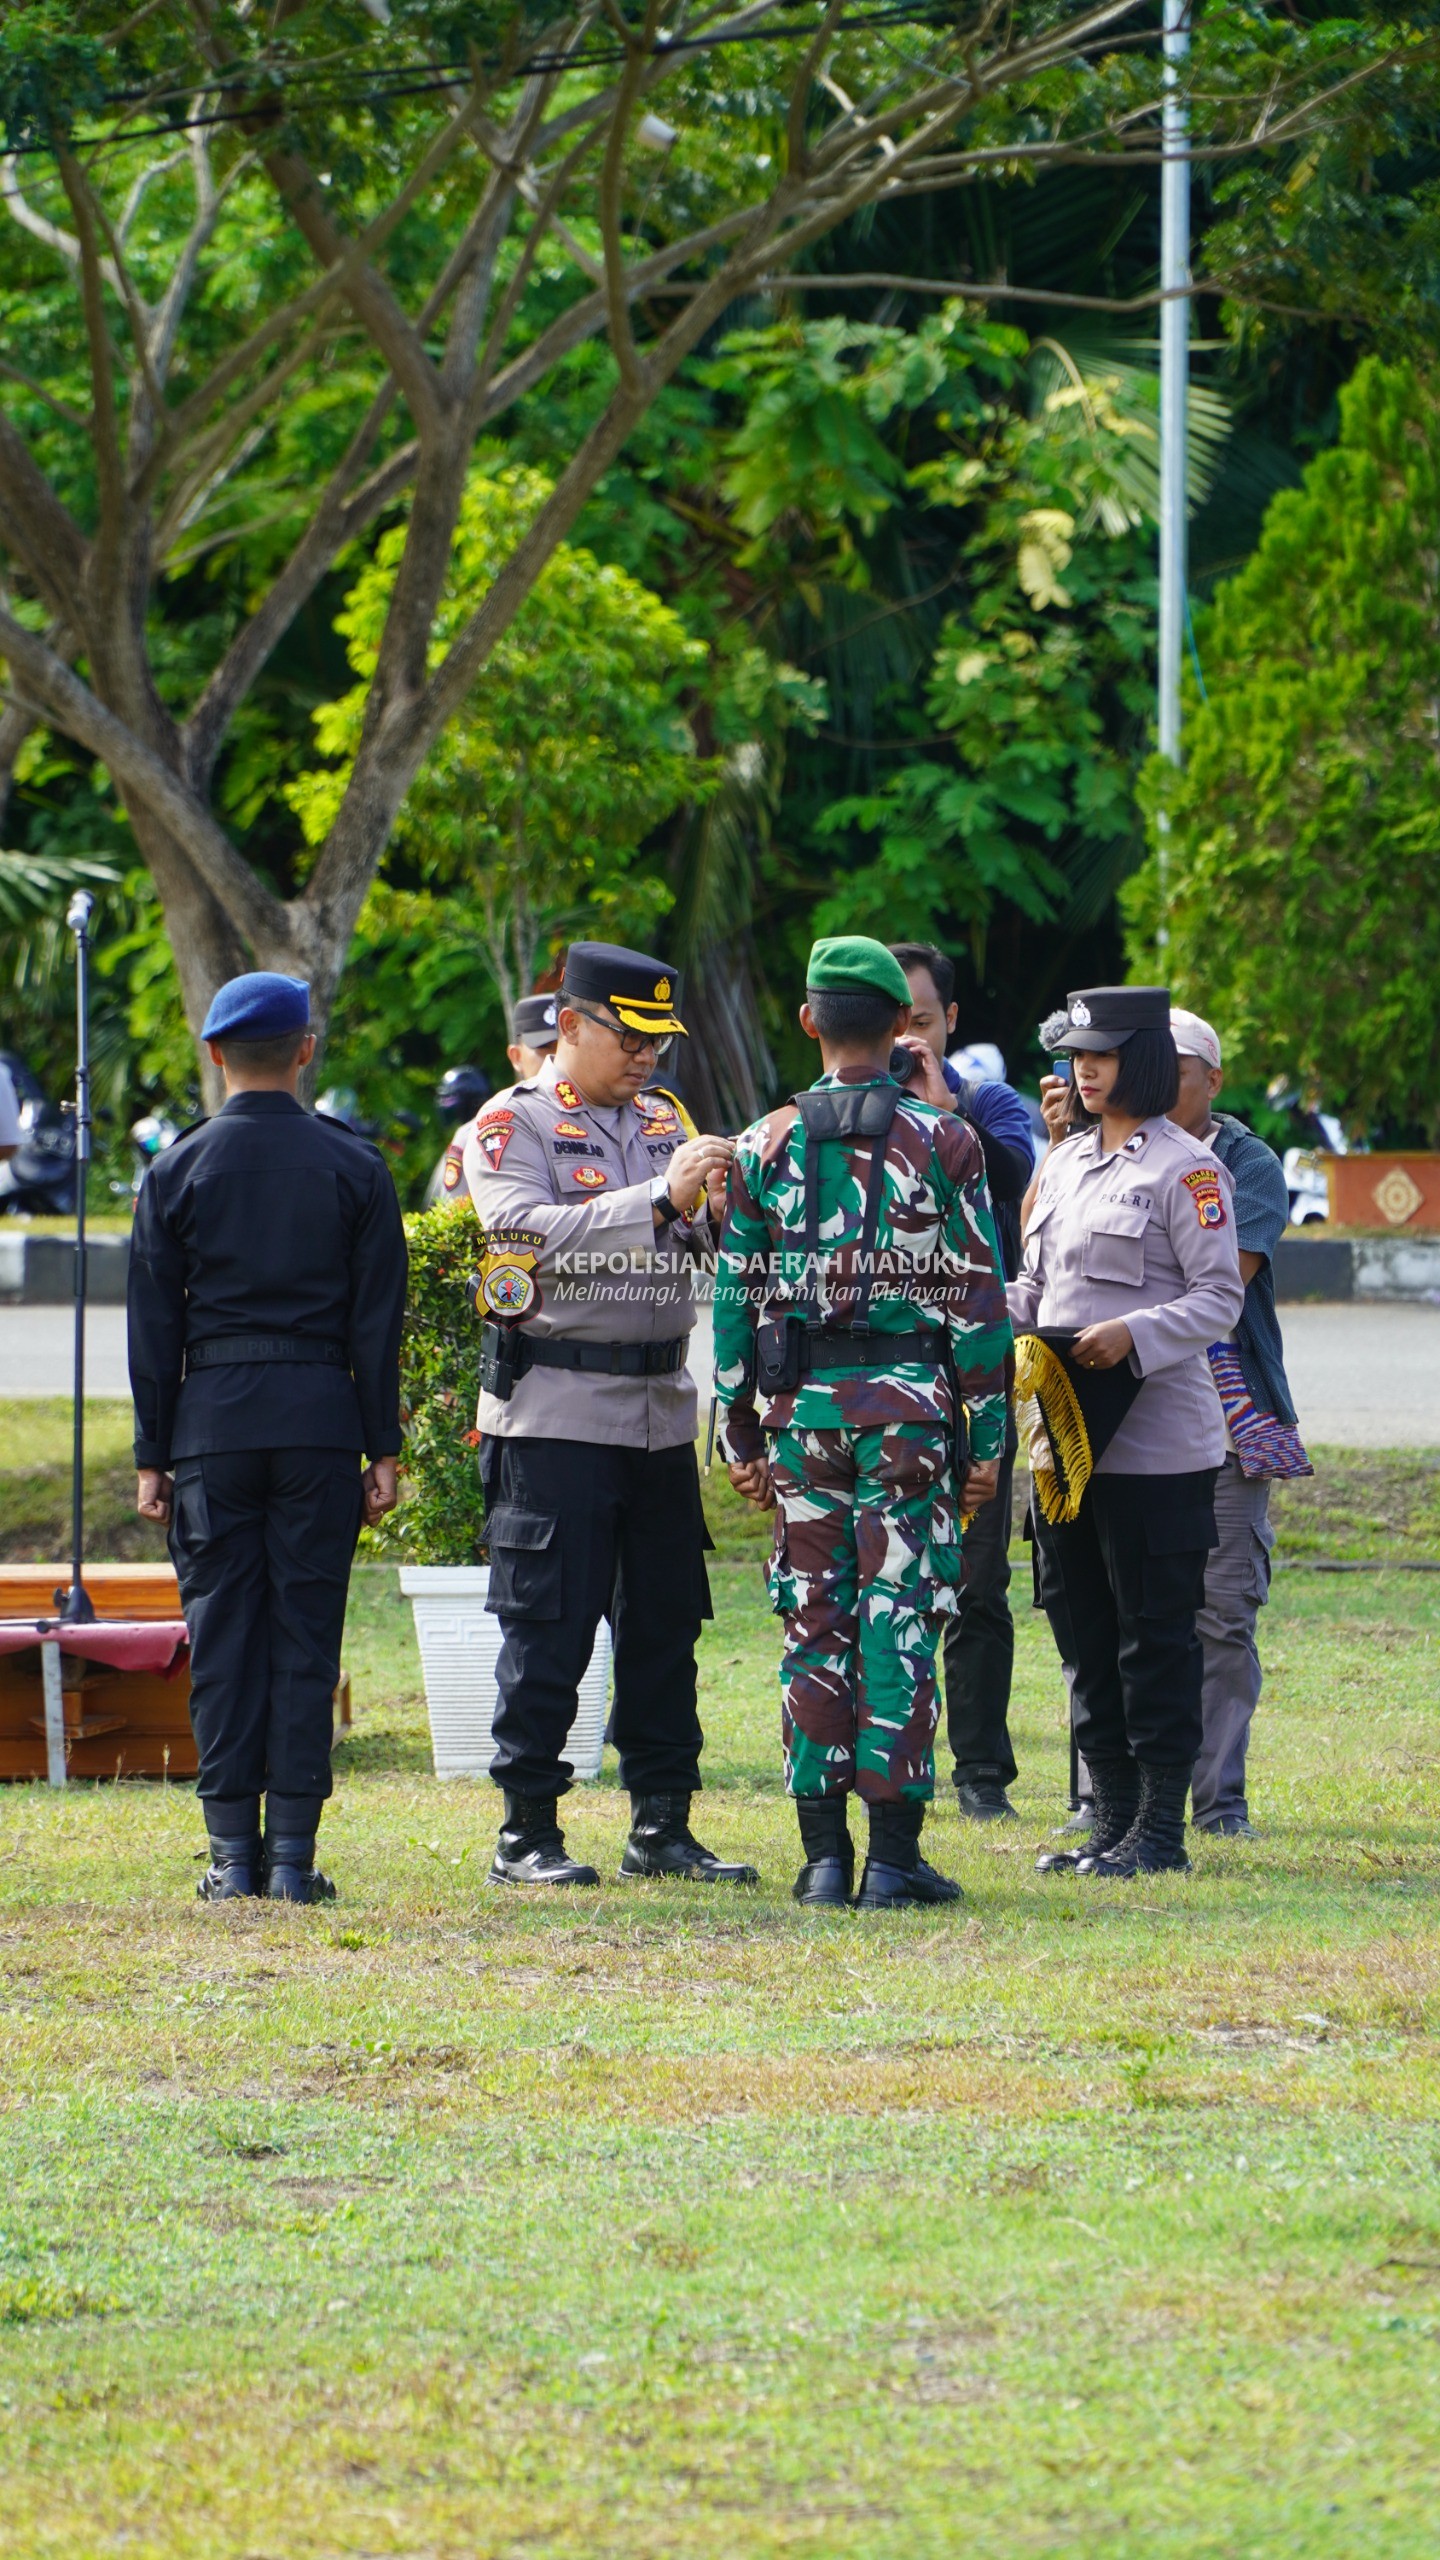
top-left (561, 941), bottom-right (687, 1038)
top-left (1050, 984), bottom-right (1170, 1054)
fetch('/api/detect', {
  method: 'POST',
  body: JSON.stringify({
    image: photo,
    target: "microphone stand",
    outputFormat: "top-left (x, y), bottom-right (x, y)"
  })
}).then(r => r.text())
top-left (57, 891), bottom-right (96, 1625)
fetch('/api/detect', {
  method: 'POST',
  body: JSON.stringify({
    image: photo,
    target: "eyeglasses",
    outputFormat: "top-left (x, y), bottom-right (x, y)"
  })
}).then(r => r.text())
top-left (566, 1001), bottom-right (674, 1061)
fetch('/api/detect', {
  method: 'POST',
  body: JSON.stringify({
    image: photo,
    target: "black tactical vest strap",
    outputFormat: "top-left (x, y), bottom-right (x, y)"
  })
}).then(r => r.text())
top-left (793, 1079), bottom-right (904, 1334)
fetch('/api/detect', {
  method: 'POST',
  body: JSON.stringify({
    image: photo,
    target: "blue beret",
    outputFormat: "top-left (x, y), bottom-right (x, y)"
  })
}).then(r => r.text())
top-left (201, 972), bottom-right (310, 1043)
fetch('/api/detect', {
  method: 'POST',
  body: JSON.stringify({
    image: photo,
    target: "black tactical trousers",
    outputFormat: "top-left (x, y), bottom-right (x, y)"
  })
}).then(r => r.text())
top-left (943, 1413), bottom-right (1018, 1786)
top-left (1032, 1468), bottom-right (1217, 1769)
top-left (169, 1447), bottom-right (363, 1809)
top-left (484, 1436), bottom-right (711, 1799)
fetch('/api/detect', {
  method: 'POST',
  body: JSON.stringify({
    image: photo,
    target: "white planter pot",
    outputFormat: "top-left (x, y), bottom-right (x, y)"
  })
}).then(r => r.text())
top-left (397, 1565), bottom-right (611, 1782)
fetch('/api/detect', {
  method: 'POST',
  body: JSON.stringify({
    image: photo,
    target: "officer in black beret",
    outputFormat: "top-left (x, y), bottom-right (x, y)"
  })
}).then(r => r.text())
top-left (128, 973), bottom-right (408, 1904)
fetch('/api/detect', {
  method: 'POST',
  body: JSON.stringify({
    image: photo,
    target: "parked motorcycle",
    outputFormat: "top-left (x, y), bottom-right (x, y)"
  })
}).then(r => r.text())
top-left (0, 1049), bottom-right (77, 1215)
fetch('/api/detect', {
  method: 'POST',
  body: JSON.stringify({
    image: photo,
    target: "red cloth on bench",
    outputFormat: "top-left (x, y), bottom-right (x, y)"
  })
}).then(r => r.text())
top-left (0, 1620), bottom-right (189, 1676)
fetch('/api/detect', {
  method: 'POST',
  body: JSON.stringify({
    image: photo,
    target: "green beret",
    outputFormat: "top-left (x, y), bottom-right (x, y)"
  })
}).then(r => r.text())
top-left (805, 935), bottom-right (912, 1009)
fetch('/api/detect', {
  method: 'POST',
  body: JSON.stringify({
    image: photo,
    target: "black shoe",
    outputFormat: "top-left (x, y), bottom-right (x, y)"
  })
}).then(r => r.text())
top-left (1079, 1762), bottom-right (1193, 1879)
top-left (1193, 1812), bottom-right (1256, 1839)
top-left (263, 1835), bottom-right (336, 1904)
top-left (792, 1798), bottom-right (854, 1906)
top-left (855, 1855), bottom-right (963, 1909)
top-left (855, 1799), bottom-right (962, 1908)
top-left (197, 1832), bottom-right (263, 1901)
top-left (489, 1794), bottom-right (600, 1888)
top-left (1037, 1754), bottom-right (1138, 1875)
top-left (793, 1857), bottom-right (854, 1906)
top-left (620, 1793), bottom-right (758, 1883)
top-left (955, 1778), bottom-right (1017, 1823)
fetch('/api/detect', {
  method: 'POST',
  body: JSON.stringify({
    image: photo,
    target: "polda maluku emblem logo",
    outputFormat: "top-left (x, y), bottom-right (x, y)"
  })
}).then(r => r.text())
top-left (477, 1230), bottom-right (542, 1318)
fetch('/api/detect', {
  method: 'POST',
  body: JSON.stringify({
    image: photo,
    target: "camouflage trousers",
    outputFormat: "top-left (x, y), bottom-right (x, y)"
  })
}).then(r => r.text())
top-left (767, 1422), bottom-right (963, 1804)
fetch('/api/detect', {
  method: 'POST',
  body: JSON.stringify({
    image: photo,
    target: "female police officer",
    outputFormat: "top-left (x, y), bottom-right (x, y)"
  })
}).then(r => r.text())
top-left (1009, 987), bottom-right (1244, 1878)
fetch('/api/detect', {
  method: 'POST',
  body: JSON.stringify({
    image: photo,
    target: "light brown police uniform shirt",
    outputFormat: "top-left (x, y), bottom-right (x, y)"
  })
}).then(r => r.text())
top-left (462, 1055), bottom-right (713, 1450)
top-left (1007, 1114), bottom-right (1245, 1473)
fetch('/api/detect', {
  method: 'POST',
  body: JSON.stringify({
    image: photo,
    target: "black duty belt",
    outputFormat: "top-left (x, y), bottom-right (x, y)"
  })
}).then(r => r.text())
top-left (513, 1334), bottom-right (689, 1380)
top-left (186, 1334), bottom-right (350, 1370)
top-left (801, 1327), bottom-right (945, 1373)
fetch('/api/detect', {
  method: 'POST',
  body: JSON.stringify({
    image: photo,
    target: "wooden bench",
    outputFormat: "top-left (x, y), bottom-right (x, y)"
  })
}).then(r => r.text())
top-left (0, 1565), bottom-right (350, 1782)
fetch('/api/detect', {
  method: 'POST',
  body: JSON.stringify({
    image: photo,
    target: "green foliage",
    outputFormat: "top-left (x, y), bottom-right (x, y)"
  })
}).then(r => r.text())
top-left (1125, 356), bottom-right (1440, 1143)
top-left (809, 330), bottom-right (1163, 960)
top-left (371, 1202), bottom-right (488, 1567)
top-left (291, 464), bottom-right (708, 1011)
top-left (0, 8), bottom-right (107, 148)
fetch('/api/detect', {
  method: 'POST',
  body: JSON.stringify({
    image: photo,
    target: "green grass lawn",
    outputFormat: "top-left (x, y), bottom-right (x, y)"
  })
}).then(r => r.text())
top-left (2, 1461), bottom-right (1440, 2557)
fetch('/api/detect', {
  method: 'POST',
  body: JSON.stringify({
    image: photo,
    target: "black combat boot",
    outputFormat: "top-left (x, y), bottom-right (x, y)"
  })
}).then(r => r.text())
top-left (263, 1796), bottom-right (336, 1903)
top-left (197, 1798), bottom-right (263, 1901)
top-left (955, 1773), bottom-right (1018, 1823)
top-left (1079, 1762), bottom-right (1193, 1879)
top-left (855, 1800), bottom-right (963, 1909)
top-left (1035, 1753), bottom-right (1138, 1875)
top-left (620, 1794), bottom-right (759, 1884)
top-left (489, 1793), bottom-right (600, 1887)
top-left (792, 1797), bottom-right (854, 1907)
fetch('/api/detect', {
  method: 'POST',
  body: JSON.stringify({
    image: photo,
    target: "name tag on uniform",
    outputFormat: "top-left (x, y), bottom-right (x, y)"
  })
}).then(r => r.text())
top-left (552, 1138), bottom-right (604, 1158)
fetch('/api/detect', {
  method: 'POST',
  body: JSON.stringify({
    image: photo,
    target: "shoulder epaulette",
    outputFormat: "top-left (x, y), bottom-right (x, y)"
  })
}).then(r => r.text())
top-left (641, 1083), bottom-right (699, 1142)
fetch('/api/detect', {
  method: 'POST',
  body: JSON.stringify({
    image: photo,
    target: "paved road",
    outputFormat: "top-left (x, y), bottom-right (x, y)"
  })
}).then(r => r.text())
top-left (3, 1298), bottom-right (1439, 1447)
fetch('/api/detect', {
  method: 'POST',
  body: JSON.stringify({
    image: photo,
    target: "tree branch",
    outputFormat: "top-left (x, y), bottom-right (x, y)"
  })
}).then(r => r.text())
top-left (0, 608), bottom-right (288, 953)
top-left (0, 418), bottom-right (88, 613)
top-left (787, 0), bottom-right (845, 181)
top-left (55, 153), bottom-right (127, 550)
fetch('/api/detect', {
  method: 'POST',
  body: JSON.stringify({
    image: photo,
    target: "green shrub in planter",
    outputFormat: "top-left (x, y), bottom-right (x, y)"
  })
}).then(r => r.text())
top-left (371, 1201), bottom-right (488, 1565)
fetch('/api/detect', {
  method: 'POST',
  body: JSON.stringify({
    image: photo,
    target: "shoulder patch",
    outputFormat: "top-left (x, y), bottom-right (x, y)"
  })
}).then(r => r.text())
top-left (474, 1109), bottom-right (515, 1172)
top-left (1181, 1166), bottom-right (1227, 1228)
top-left (441, 1152), bottom-right (463, 1192)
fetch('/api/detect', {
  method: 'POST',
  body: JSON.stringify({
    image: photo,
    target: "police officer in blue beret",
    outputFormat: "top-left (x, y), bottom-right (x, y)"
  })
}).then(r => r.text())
top-left (127, 973), bottom-right (408, 1903)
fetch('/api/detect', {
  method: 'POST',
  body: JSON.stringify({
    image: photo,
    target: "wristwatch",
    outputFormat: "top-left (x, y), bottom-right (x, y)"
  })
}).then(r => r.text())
top-left (651, 1173), bottom-right (684, 1225)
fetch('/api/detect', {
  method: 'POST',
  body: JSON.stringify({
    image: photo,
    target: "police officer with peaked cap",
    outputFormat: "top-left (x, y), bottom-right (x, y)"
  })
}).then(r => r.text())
top-left (128, 972), bottom-right (408, 1904)
top-left (463, 938), bottom-right (758, 1890)
top-left (427, 998), bottom-right (559, 1207)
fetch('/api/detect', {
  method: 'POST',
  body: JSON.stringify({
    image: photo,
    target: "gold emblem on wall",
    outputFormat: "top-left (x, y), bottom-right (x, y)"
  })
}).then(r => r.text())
top-left (1372, 1167), bottom-right (1425, 1228)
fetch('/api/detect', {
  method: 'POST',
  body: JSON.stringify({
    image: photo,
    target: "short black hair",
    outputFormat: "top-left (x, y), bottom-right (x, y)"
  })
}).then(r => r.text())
top-left (806, 985), bottom-right (904, 1045)
top-left (211, 1029), bottom-right (309, 1073)
top-left (890, 941), bottom-right (955, 1010)
top-left (1066, 1027), bottom-right (1180, 1129)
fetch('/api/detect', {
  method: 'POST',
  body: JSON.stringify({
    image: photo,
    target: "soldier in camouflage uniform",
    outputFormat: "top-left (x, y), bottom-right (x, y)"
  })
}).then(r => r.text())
top-left (714, 937), bottom-right (1012, 1908)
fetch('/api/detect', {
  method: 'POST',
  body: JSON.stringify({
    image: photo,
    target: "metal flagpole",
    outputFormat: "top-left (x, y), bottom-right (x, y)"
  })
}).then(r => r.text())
top-left (1156, 0), bottom-right (1191, 954)
top-left (58, 890), bottom-right (97, 1625)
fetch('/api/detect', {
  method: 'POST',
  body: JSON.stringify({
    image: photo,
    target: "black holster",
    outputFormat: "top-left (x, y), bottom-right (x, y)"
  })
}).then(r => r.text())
top-left (756, 1318), bottom-right (804, 1396)
top-left (479, 1319), bottom-right (522, 1405)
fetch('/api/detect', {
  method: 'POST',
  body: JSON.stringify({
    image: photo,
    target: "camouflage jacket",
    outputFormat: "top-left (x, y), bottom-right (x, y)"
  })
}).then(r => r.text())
top-left (713, 1066), bottom-right (1012, 1465)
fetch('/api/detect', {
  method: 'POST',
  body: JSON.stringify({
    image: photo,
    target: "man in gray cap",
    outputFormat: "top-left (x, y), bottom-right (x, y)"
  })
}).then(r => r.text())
top-left (1168, 1006), bottom-right (1310, 1837)
top-left (464, 939), bottom-right (757, 1891)
top-left (428, 997), bottom-right (560, 1207)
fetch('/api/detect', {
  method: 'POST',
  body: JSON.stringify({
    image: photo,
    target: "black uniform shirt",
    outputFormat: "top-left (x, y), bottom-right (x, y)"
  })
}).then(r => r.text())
top-left (128, 1091), bottom-right (408, 1470)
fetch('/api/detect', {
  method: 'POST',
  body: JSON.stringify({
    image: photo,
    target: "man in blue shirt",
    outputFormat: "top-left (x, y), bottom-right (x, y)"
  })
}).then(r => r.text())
top-left (1167, 1008), bottom-right (1310, 1837)
top-left (891, 943), bottom-right (1036, 1819)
